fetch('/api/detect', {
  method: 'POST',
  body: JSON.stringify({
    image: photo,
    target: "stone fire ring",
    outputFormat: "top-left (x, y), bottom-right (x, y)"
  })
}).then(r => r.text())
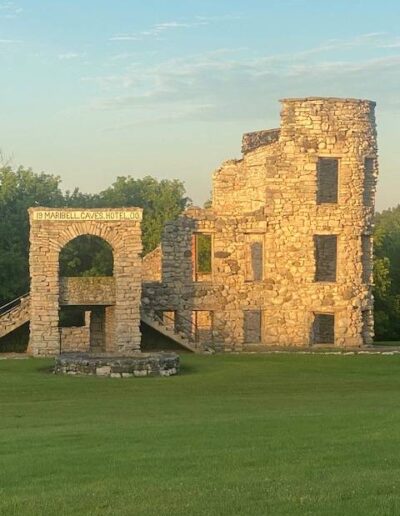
top-left (54, 352), bottom-right (180, 378)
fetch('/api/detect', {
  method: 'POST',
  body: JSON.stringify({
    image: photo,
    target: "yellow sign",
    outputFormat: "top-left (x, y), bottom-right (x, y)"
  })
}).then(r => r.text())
top-left (32, 210), bottom-right (142, 222)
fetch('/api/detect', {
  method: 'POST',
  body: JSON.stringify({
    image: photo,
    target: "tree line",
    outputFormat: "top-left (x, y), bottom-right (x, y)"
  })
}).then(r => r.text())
top-left (0, 164), bottom-right (399, 341)
top-left (0, 165), bottom-right (189, 304)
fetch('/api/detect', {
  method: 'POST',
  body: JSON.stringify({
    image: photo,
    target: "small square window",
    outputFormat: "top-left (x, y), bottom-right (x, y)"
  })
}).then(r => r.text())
top-left (313, 314), bottom-right (334, 345)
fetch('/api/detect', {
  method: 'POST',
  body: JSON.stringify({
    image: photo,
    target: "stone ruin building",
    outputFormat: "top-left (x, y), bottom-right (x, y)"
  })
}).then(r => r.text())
top-left (0, 97), bottom-right (378, 355)
top-left (142, 97), bottom-right (378, 351)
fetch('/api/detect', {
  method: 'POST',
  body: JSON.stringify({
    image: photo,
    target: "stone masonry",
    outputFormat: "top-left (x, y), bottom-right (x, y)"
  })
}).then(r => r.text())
top-left (142, 97), bottom-right (378, 350)
top-left (29, 208), bottom-right (142, 356)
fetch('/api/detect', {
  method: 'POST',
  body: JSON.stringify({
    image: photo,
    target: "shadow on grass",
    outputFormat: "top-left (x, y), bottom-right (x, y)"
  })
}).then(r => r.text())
top-left (36, 363), bottom-right (55, 374)
top-left (178, 361), bottom-right (201, 376)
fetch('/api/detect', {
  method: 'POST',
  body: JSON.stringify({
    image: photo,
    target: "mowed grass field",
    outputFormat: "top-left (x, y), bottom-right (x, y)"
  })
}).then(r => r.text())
top-left (1, 354), bottom-right (400, 516)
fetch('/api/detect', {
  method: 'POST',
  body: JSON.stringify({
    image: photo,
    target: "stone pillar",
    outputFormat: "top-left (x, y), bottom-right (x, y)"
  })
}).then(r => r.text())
top-left (29, 229), bottom-right (61, 356)
top-left (105, 306), bottom-right (116, 353)
top-left (113, 237), bottom-right (142, 353)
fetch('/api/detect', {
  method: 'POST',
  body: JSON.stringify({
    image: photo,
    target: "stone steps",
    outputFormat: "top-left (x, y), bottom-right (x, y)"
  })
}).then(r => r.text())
top-left (140, 313), bottom-right (198, 353)
top-left (0, 295), bottom-right (30, 338)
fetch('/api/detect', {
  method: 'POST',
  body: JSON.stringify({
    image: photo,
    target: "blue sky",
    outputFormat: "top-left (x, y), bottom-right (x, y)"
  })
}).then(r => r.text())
top-left (0, 0), bottom-right (399, 210)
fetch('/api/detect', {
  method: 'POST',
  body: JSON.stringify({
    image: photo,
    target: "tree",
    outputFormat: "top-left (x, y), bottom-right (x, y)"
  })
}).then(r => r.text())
top-left (373, 206), bottom-right (400, 340)
top-left (60, 176), bottom-right (190, 275)
top-left (59, 235), bottom-right (113, 277)
top-left (0, 166), bottom-right (64, 304)
top-left (98, 176), bottom-right (190, 254)
top-left (0, 167), bottom-right (189, 303)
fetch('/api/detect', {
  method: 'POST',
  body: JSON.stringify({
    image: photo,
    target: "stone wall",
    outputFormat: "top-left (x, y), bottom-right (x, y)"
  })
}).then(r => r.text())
top-left (142, 246), bottom-right (162, 282)
top-left (60, 311), bottom-right (91, 352)
top-left (59, 277), bottom-right (115, 306)
top-left (29, 208), bottom-right (143, 356)
top-left (143, 97), bottom-right (378, 350)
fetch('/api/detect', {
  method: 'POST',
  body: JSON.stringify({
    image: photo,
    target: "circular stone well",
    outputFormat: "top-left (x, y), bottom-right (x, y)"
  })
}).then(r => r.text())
top-left (54, 352), bottom-right (180, 377)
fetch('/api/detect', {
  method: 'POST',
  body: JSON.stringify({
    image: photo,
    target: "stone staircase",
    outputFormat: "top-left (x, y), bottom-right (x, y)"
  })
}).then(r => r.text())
top-left (140, 310), bottom-right (200, 353)
top-left (0, 294), bottom-right (30, 338)
top-left (0, 293), bottom-right (207, 354)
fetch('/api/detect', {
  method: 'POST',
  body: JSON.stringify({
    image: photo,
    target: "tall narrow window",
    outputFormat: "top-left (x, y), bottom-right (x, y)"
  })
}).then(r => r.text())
top-left (245, 235), bottom-right (264, 281)
top-left (243, 310), bottom-right (262, 344)
top-left (362, 235), bottom-right (372, 284)
top-left (363, 158), bottom-right (374, 207)
top-left (193, 233), bottom-right (212, 281)
top-left (317, 158), bottom-right (339, 204)
top-left (314, 235), bottom-right (337, 282)
top-left (313, 313), bottom-right (335, 345)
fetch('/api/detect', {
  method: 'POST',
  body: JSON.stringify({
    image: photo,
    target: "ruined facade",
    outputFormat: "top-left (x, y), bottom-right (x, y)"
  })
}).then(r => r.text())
top-left (142, 97), bottom-right (378, 350)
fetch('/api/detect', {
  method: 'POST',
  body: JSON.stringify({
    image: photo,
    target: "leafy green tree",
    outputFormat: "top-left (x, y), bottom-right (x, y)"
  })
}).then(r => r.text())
top-left (0, 166), bottom-right (64, 304)
top-left (59, 235), bottom-right (113, 277)
top-left (373, 206), bottom-right (400, 340)
top-left (60, 176), bottom-right (190, 275)
top-left (98, 176), bottom-right (190, 254)
top-left (0, 167), bottom-right (189, 302)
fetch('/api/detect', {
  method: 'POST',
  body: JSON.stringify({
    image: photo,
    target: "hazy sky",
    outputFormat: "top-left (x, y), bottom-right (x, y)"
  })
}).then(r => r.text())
top-left (0, 0), bottom-right (399, 211)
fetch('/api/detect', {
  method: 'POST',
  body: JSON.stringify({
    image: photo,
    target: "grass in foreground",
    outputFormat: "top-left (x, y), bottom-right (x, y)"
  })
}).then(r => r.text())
top-left (1, 354), bottom-right (400, 515)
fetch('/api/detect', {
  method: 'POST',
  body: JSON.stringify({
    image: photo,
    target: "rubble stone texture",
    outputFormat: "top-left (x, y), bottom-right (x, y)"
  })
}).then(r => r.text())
top-left (54, 352), bottom-right (180, 377)
top-left (142, 246), bottom-right (162, 282)
top-left (59, 277), bottom-right (115, 305)
top-left (142, 97), bottom-right (378, 350)
top-left (29, 208), bottom-right (142, 356)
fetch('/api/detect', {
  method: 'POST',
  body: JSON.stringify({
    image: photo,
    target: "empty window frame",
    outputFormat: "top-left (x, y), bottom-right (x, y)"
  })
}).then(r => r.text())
top-left (317, 158), bottom-right (339, 204)
top-left (363, 158), bottom-right (375, 207)
top-left (193, 233), bottom-right (212, 281)
top-left (245, 234), bottom-right (264, 281)
top-left (192, 310), bottom-right (213, 344)
top-left (313, 313), bottom-right (335, 345)
top-left (314, 235), bottom-right (337, 282)
top-left (361, 235), bottom-right (372, 284)
top-left (243, 310), bottom-right (262, 344)
top-left (59, 306), bottom-right (87, 327)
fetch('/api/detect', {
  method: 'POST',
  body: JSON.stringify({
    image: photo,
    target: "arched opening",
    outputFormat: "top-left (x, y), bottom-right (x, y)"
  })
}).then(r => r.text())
top-left (58, 235), bottom-right (115, 354)
top-left (59, 235), bottom-right (113, 277)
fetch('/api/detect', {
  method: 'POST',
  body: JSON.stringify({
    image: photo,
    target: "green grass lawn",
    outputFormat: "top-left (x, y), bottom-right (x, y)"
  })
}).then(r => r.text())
top-left (1, 354), bottom-right (400, 516)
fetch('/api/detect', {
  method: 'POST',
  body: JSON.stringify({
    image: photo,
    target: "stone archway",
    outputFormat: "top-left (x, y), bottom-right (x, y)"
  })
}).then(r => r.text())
top-left (28, 207), bottom-right (142, 356)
